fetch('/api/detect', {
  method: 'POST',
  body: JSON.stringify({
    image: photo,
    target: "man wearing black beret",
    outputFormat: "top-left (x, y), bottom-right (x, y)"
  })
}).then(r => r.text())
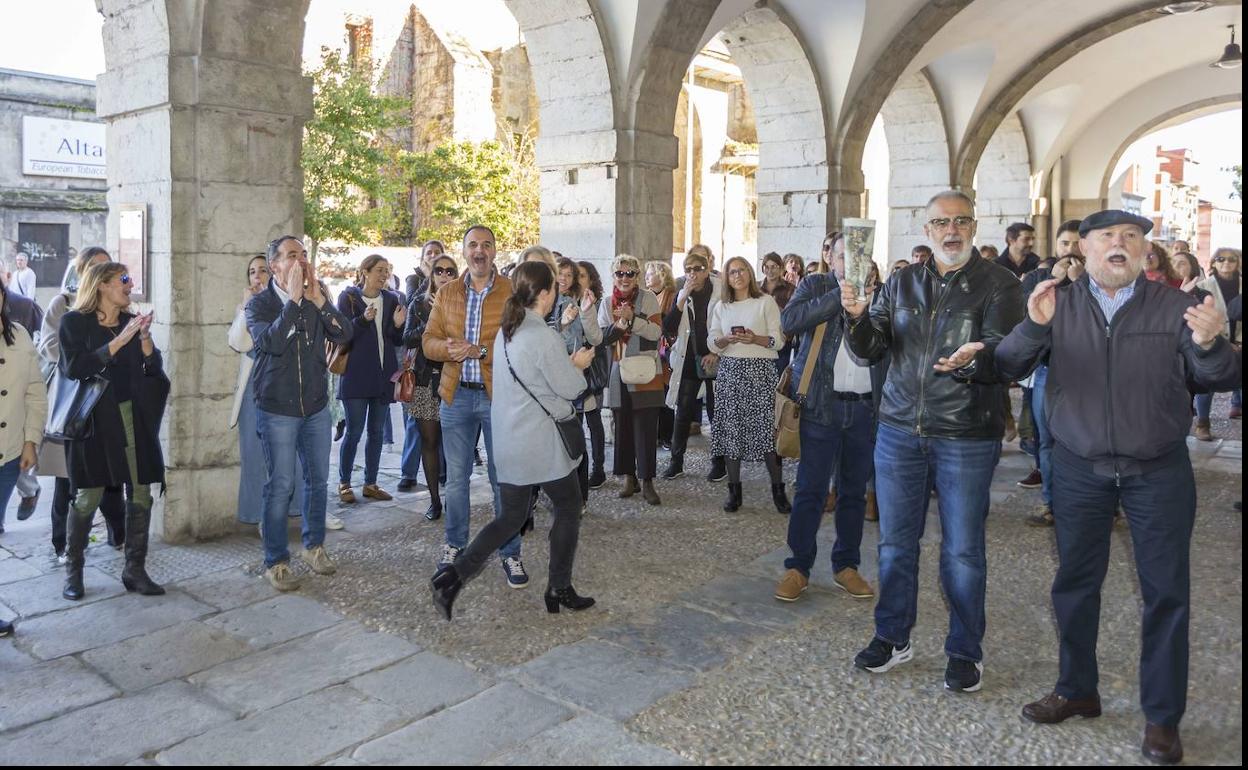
top-left (996, 209), bottom-right (1241, 765)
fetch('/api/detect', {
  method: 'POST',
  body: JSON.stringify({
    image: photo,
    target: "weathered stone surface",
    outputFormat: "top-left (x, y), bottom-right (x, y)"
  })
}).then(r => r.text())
top-left (0, 680), bottom-right (235, 766)
top-left (80, 620), bottom-right (251, 692)
top-left (204, 594), bottom-right (343, 650)
top-left (0, 656), bottom-right (119, 731)
top-left (352, 682), bottom-right (571, 765)
top-left (0, 566), bottom-right (125, 617)
top-left (509, 640), bottom-right (694, 720)
top-left (174, 567), bottom-right (278, 611)
top-left (486, 714), bottom-right (688, 765)
top-left (18, 591), bottom-right (215, 660)
top-left (680, 573), bottom-right (829, 629)
top-left (0, 557), bottom-right (42, 586)
top-left (592, 605), bottom-right (769, 672)
top-left (156, 685), bottom-right (404, 766)
top-left (191, 621), bottom-right (418, 713)
top-left (350, 651), bottom-right (491, 719)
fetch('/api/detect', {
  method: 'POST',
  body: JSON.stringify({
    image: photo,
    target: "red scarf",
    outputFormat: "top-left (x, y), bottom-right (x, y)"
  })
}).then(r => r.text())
top-left (611, 285), bottom-right (638, 350)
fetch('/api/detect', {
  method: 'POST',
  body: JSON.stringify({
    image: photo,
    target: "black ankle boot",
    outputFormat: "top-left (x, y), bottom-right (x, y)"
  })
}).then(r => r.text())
top-left (618, 475), bottom-right (639, 498)
top-left (431, 564), bottom-right (463, 621)
top-left (121, 504), bottom-right (165, 596)
top-left (723, 482), bottom-right (743, 512)
top-left (771, 483), bottom-right (792, 514)
top-left (707, 456), bottom-right (727, 482)
top-left (641, 479), bottom-right (661, 506)
top-left (62, 509), bottom-right (92, 601)
top-left (544, 585), bottom-right (595, 613)
top-left (424, 501), bottom-right (443, 521)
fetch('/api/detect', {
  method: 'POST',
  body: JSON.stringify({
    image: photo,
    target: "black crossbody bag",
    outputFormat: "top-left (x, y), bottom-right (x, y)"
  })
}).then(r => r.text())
top-left (503, 342), bottom-right (585, 463)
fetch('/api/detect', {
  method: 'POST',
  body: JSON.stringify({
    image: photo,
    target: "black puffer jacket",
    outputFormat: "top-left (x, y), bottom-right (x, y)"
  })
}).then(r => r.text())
top-left (846, 252), bottom-right (1025, 439)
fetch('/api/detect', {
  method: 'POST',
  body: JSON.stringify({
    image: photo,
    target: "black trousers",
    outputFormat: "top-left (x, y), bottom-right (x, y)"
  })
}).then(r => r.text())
top-left (612, 388), bottom-right (658, 481)
top-left (670, 367), bottom-right (716, 461)
top-left (1050, 444), bottom-right (1194, 728)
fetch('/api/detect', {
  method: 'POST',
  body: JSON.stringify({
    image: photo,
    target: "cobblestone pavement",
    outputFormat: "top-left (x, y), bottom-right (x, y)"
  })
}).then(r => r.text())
top-left (0, 395), bottom-right (1241, 765)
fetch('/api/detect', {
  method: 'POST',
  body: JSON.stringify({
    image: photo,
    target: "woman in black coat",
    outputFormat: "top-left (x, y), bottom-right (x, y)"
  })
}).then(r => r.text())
top-left (58, 261), bottom-right (169, 601)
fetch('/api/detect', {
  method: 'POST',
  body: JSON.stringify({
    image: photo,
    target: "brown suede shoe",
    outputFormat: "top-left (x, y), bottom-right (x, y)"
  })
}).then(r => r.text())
top-left (833, 567), bottom-right (874, 599)
top-left (362, 484), bottom-right (393, 502)
top-left (1026, 508), bottom-right (1055, 527)
top-left (1020, 691), bottom-right (1102, 724)
top-left (774, 568), bottom-right (808, 602)
top-left (1194, 418), bottom-right (1214, 442)
top-left (618, 475), bottom-right (639, 499)
top-left (338, 484), bottom-right (356, 504)
top-left (1142, 723), bottom-right (1182, 765)
top-left (864, 490), bottom-right (879, 521)
top-left (824, 488), bottom-right (837, 513)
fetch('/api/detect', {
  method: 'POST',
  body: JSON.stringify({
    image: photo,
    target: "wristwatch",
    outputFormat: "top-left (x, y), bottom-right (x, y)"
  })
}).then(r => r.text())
top-left (478, 345), bottom-right (489, 359)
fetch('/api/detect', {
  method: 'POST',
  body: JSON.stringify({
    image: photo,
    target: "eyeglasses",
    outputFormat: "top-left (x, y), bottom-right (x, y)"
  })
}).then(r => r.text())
top-left (927, 216), bottom-right (975, 230)
top-left (1212, 256), bottom-right (1238, 264)
top-left (614, 270), bottom-right (638, 279)
top-left (727, 268), bottom-right (748, 277)
top-left (433, 266), bottom-right (458, 276)
top-left (685, 265), bottom-right (707, 274)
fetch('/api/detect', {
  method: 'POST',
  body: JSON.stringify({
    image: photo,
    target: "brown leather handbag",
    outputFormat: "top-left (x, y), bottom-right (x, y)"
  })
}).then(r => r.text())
top-left (774, 322), bottom-right (826, 459)
top-left (325, 291), bottom-right (358, 375)
top-left (393, 349), bottom-right (418, 402)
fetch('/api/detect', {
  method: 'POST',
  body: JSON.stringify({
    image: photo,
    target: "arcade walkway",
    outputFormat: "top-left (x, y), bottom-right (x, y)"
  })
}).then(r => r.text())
top-left (0, 398), bottom-right (1242, 765)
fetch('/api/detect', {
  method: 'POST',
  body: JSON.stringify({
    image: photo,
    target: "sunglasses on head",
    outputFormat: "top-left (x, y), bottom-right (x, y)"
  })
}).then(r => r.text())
top-left (433, 266), bottom-right (458, 276)
top-left (614, 270), bottom-right (638, 279)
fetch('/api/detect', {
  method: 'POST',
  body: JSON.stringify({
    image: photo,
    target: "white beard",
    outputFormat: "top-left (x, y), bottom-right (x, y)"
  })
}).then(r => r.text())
top-left (934, 244), bottom-right (973, 268)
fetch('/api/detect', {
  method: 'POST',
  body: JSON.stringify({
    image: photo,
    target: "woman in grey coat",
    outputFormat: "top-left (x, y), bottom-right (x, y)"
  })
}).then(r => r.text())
top-left (431, 261), bottom-right (597, 620)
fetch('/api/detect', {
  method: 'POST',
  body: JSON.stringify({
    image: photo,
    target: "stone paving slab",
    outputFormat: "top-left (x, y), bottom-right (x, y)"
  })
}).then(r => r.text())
top-left (173, 566), bottom-right (280, 611)
top-left (351, 682), bottom-right (572, 766)
top-left (157, 685), bottom-right (405, 766)
top-left (0, 566), bottom-right (126, 617)
top-left (0, 655), bottom-right (119, 731)
top-left (81, 620), bottom-right (252, 692)
top-left (485, 714), bottom-right (689, 765)
top-left (204, 593), bottom-right (344, 650)
top-left (680, 572), bottom-right (835, 629)
top-left (18, 590), bottom-right (216, 660)
top-left (190, 621), bottom-right (419, 714)
top-left (349, 651), bottom-right (492, 720)
top-left (509, 640), bottom-right (695, 721)
top-left (0, 556), bottom-right (42, 586)
top-left (0, 638), bottom-right (38, 669)
top-left (592, 604), bottom-right (771, 672)
top-left (0, 680), bottom-right (236, 766)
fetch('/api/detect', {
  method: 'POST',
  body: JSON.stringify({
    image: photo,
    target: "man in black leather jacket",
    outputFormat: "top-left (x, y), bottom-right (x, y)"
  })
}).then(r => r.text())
top-left (843, 190), bottom-right (1025, 693)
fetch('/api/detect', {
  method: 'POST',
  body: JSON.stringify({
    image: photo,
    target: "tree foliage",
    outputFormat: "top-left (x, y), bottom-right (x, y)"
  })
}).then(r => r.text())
top-left (302, 48), bottom-right (411, 255)
top-left (1229, 164), bottom-right (1242, 201)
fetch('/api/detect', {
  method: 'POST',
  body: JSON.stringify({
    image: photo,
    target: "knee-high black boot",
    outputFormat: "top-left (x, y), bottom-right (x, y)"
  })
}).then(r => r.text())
top-left (62, 508), bottom-right (92, 600)
top-left (121, 503), bottom-right (165, 596)
top-left (662, 420), bottom-right (691, 478)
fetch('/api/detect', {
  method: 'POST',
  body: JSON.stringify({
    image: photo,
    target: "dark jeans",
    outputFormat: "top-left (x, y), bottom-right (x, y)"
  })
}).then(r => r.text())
top-left (1032, 365), bottom-right (1054, 506)
top-left (339, 396), bottom-right (389, 485)
top-left (400, 410), bottom-right (421, 480)
top-left (785, 400), bottom-right (875, 576)
top-left (1194, 388), bottom-right (1242, 418)
top-left (583, 408), bottom-right (605, 473)
top-left (455, 469), bottom-right (582, 589)
top-left (670, 370), bottom-right (717, 462)
top-left (51, 477), bottom-right (126, 554)
top-left (1050, 444), bottom-right (1194, 728)
top-left (612, 388), bottom-right (658, 480)
top-left (873, 424), bottom-right (1000, 662)
top-left (0, 457), bottom-right (19, 529)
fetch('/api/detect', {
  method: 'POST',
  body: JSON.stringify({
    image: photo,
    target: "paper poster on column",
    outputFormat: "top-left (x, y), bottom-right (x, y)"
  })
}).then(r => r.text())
top-left (842, 218), bottom-right (876, 301)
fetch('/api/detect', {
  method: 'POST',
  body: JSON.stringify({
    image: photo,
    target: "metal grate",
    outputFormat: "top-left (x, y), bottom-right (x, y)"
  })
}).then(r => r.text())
top-left (93, 537), bottom-right (263, 583)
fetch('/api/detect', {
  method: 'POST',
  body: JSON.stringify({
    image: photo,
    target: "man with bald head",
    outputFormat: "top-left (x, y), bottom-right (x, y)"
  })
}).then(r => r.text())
top-left (997, 210), bottom-right (1240, 765)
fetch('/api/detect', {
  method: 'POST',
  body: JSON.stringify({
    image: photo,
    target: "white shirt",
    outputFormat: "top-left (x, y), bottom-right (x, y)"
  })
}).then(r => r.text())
top-left (362, 292), bottom-right (385, 364)
top-left (707, 295), bottom-right (782, 359)
top-left (833, 337), bottom-right (873, 394)
top-left (13, 267), bottom-right (36, 298)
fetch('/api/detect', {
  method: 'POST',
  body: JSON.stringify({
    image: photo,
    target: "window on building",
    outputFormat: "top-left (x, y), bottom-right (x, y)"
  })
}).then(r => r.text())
top-left (17, 222), bottom-right (70, 287)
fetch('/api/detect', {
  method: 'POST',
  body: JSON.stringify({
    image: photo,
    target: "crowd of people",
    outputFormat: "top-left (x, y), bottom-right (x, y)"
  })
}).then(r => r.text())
top-left (0, 191), bottom-right (1242, 764)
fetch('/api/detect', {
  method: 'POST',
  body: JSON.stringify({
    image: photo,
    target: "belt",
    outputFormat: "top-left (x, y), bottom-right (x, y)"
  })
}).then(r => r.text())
top-left (833, 391), bottom-right (872, 401)
top-left (458, 382), bottom-right (486, 391)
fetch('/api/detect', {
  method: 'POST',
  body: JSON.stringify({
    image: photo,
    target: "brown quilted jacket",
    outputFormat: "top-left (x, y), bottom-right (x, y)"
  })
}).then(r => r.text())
top-left (422, 271), bottom-right (514, 404)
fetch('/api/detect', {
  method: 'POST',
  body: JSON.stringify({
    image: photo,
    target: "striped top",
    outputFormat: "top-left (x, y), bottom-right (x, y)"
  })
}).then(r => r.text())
top-left (461, 271), bottom-right (497, 384)
top-left (1089, 279), bottom-right (1136, 324)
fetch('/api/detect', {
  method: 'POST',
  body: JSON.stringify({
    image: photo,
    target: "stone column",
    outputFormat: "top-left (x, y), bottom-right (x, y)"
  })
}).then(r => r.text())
top-left (96, 0), bottom-right (312, 542)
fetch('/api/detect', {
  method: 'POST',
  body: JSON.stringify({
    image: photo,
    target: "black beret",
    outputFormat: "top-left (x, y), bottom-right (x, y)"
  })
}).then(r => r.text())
top-left (1078, 210), bottom-right (1154, 237)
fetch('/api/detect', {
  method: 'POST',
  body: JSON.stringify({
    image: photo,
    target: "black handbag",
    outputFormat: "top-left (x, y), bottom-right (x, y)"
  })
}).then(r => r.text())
top-left (503, 342), bottom-right (585, 463)
top-left (582, 343), bottom-right (610, 395)
top-left (44, 370), bottom-right (110, 441)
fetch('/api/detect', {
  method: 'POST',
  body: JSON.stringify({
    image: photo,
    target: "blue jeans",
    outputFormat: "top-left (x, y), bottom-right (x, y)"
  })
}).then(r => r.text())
top-left (339, 396), bottom-right (388, 485)
top-left (873, 423), bottom-right (1001, 663)
top-left (257, 406), bottom-right (331, 568)
top-left (0, 456), bottom-right (22, 529)
top-left (400, 410), bottom-right (422, 480)
top-left (1032, 365), bottom-right (1053, 506)
top-left (785, 400), bottom-right (875, 576)
top-left (1194, 388), bottom-right (1242, 419)
top-left (440, 386), bottom-right (516, 558)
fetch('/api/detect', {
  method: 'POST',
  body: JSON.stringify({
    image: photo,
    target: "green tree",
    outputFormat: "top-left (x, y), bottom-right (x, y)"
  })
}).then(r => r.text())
top-left (1228, 164), bottom-right (1242, 200)
top-left (302, 47), bottom-right (411, 257)
top-left (403, 128), bottom-right (540, 252)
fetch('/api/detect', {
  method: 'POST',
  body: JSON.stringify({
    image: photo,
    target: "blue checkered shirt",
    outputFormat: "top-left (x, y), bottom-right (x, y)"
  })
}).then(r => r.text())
top-left (1088, 278), bottom-right (1136, 324)
top-left (461, 271), bottom-right (497, 384)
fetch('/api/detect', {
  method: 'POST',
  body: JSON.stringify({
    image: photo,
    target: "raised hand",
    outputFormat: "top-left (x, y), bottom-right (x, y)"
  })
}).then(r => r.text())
top-left (561, 302), bottom-right (580, 327)
top-left (841, 281), bottom-right (871, 318)
top-left (934, 341), bottom-right (985, 373)
top-left (393, 303), bottom-right (407, 328)
top-left (1028, 278), bottom-right (1060, 326)
top-left (1185, 295), bottom-right (1226, 350)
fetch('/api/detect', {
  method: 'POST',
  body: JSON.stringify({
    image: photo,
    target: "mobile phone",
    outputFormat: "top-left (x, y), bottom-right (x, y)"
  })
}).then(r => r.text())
top-left (731, 325), bottom-right (746, 335)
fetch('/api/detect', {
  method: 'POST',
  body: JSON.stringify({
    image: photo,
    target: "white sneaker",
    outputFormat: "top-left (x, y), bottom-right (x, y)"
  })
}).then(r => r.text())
top-left (438, 544), bottom-right (462, 568)
top-left (325, 513), bottom-right (345, 531)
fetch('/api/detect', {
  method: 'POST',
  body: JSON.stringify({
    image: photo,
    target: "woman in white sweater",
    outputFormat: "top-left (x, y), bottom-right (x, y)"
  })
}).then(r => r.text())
top-left (707, 256), bottom-right (790, 514)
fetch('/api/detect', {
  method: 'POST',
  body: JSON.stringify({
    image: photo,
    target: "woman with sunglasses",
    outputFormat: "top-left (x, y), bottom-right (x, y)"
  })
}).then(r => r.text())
top-left (599, 255), bottom-right (664, 505)
top-left (577, 261), bottom-right (609, 489)
top-left (58, 262), bottom-right (169, 601)
top-left (1193, 247), bottom-right (1242, 439)
top-left (402, 254), bottom-right (459, 519)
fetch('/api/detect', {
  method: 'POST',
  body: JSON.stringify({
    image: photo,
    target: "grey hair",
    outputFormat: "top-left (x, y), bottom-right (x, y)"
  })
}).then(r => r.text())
top-left (926, 190), bottom-right (976, 213)
top-left (266, 235), bottom-right (302, 262)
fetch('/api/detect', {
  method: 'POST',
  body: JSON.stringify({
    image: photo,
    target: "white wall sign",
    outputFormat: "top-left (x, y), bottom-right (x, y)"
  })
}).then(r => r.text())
top-left (22, 116), bottom-right (107, 179)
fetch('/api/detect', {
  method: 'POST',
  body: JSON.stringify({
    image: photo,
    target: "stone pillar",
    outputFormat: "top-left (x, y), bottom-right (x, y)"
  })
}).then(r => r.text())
top-left (880, 72), bottom-right (951, 264)
top-left (973, 113), bottom-right (1033, 250)
top-left (96, 0), bottom-right (311, 542)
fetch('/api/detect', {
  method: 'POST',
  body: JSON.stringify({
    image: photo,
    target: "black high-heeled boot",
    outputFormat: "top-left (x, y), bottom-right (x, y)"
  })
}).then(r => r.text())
top-left (771, 483), bottom-right (792, 514)
top-left (431, 564), bottom-right (463, 621)
top-left (544, 585), bottom-right (595, 613)
top-left (62, 508), bottom-right (92, 601)
top-left (121, 503), bottom-right (165, 596)
top-left (723, 482), bottom-right (743, 512)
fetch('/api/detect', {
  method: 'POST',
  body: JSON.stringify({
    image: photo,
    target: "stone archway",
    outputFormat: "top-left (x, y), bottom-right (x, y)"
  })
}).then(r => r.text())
top-left (96, 0), bottom-right (312, 541)
top-left (879, 70), bottom-right (951, 263)
top-left (718, 4), bottom-right (828, 260)
top-left (973, 113), bottom-right (1032, 251)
